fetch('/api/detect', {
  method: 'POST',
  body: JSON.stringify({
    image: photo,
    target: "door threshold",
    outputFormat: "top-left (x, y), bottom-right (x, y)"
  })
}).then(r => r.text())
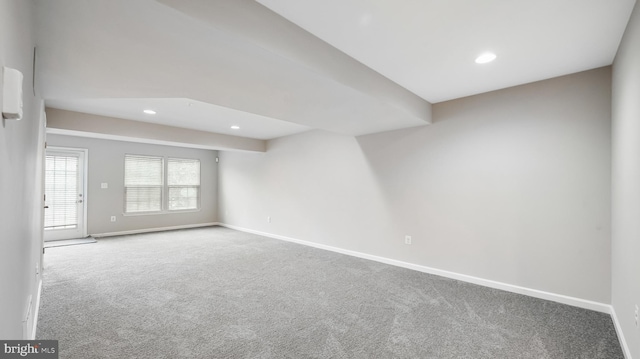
top-left (44, 237), bottom-right (97, 248)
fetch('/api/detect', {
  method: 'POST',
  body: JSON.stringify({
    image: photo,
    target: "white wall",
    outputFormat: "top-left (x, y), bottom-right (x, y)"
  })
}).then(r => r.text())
top-left (46, 134), bottom-right (218, 235)
top-left (0, 0), bottom-right (46, 339)
top-left (219, 67), bottom-right (612, 304)
top-left (612, 1), bottom-right (640, 357)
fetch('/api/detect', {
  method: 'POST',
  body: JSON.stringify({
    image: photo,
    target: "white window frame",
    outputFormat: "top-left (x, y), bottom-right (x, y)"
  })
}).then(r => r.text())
top-left (123, 154), bottom-right (201, 215)
top-left (167, 157), bottom-right (201, 212)
top-left (124, 154), bottom-right (164, 215)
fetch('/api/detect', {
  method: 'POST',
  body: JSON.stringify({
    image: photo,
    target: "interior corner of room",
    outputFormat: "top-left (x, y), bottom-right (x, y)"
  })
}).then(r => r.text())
top-left (1, 0), bottom-right (639, 358)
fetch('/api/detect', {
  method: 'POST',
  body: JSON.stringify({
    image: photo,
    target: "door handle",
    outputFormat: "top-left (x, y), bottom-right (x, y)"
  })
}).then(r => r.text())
top-left (44, 206), bottom-right (49, 209)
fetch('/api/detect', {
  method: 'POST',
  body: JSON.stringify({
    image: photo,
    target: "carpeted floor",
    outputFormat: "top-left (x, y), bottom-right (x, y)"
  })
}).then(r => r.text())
top-left (36, 226), bottom-right (623, 358)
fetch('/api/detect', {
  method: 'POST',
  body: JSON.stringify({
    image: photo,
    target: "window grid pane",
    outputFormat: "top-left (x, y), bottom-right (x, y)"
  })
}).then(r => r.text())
top-left (125, 155), bottom-right (163, 186)
top-left (125, 186), bottom-right (163, 213)
top-left (168, 186), bottom-right (199, 210)
top-left (168, 158), bottom-right (200, 186)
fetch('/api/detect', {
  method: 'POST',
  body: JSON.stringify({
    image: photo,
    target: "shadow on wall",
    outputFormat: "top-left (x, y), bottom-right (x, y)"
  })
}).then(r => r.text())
top-left (220, 67), bottom-right (611, 303)
top-left (354, 67), bottom-right (612, 299)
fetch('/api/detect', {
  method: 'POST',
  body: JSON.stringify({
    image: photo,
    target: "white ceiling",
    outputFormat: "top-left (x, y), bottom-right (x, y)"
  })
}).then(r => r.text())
top-left (46, 98), bottom-right (310, 140)
top-left (258, 0), bottom-right (636, 103)
top-left (35, 0), bottom-right (430, 140)
top-left (36, 0), bottom-right (636, 141)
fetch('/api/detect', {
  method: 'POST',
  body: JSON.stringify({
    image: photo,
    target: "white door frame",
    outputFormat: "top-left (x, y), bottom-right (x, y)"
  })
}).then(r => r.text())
top-left (44, 146), bottom-right (89, 241)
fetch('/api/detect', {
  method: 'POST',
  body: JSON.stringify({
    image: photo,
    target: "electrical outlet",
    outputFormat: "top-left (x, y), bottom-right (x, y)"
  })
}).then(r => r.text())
top-left (35, 262), bottom-right (39, 276)
top-left (267, 216), bottom-right (271, 223)
top-left (110, 216), bottom-right (116, 222)
top-left (635, 304), bottom-right (638, 328)
top-left (101, 182), bottom-right (108, 189)
top-left (404, 235), bottom-right (412, 245)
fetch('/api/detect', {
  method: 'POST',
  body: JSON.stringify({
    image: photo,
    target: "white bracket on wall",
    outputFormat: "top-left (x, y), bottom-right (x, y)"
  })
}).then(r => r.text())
top-left (2, 66), bottom-right (24, 120)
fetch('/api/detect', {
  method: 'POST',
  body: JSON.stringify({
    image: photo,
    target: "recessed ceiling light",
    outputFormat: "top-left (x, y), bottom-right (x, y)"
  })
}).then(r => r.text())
top-left (230, 125), bottom-right (240, 130)
top-left (475, 52), bottom-right (497, 64)
top-left (143, 109), bottom-right (156, 115)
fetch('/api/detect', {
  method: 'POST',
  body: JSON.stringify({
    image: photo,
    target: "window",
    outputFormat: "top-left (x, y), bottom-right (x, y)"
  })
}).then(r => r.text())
top-left (124, 155), bottom-right (163, 213)
top-left (168, 158), bottom-right (200, 211)
top-left (124, 155), bottom-right (201, 214)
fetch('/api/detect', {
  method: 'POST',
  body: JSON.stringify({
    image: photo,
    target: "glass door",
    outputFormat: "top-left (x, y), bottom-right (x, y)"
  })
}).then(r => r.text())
top-left (44, 148), bottom-right (87, 241)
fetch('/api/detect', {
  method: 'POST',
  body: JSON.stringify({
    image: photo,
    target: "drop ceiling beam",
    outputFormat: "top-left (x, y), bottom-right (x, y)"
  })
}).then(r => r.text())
top-left (46, 108), bottom-right (266, 152)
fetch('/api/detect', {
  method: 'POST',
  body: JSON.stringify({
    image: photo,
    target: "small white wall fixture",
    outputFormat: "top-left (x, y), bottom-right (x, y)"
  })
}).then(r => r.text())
top-left (2, 67), bottom-right (24, 120)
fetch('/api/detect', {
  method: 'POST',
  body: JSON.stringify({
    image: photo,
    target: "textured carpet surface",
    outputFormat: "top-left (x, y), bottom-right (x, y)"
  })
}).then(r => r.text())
top-left (37, 226), bottom-right (623, 358)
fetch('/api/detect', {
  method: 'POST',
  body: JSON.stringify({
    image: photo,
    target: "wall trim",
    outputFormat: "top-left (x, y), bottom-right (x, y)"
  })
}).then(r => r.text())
top-left (30, 279), bottom-right (42, 340)
top-left (611, 306), bottom-right (633, 359)
top-left (92, 222), bottom-right (220, 238)
top-left (218, 223), bottom-right (611, 314)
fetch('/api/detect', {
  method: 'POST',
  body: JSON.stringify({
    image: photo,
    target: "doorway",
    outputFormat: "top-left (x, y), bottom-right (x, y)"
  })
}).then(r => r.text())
top-left (44, 147), bottom-right (88, 241)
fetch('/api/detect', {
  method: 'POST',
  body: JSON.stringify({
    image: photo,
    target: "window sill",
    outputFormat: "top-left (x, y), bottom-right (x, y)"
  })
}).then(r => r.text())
top-left (123, 208), bottom-right (201, 217)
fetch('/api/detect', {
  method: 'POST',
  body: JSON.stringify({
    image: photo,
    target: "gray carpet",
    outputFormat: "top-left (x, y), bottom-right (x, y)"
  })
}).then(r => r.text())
top-left (36, 226), bottom-right (623, 358)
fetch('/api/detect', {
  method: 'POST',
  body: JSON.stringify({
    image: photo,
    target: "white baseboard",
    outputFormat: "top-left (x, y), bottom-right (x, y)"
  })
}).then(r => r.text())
top-left (92, 222), bottom-right (220, 238)
top-left (30, 279), bottom-right (42, 340)
top-left (611, 306), bottom-right (633, 359)
top-left (218, 223), bottom-right (611, 314)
